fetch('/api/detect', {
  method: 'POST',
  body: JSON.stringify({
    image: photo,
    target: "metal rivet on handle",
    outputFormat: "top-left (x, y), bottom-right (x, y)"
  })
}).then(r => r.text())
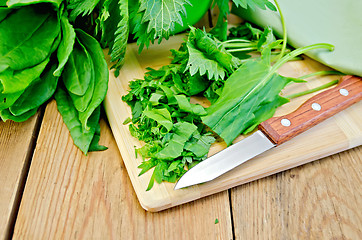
top-left (311, 103), bottom-right (321, 111)
top-left (339, 88), bottom-right (349, 96)
top-left (281, 118), bottom-right (291, 127)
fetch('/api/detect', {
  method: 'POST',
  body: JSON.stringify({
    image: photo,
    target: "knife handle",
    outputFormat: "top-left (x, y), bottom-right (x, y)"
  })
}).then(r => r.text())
top-left (259, 75), bottom-right (362, 145)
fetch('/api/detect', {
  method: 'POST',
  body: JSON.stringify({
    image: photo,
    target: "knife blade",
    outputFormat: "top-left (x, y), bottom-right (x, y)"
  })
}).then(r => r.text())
top-left (174, 75), bottom-right (362, 190)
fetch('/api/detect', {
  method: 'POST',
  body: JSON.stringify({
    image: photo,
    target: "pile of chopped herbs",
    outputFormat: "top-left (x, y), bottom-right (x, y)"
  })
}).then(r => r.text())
top-left (123, 1), bottom-right (335, 190)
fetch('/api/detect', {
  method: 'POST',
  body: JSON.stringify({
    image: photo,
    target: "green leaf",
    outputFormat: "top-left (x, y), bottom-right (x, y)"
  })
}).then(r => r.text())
top-left (149, 92), bottom-right (164, 105)
top-left (9, 62), bottom-right (58, 116)
top-left (214, 0), bottom-right (230, 17)
top-left (67, 33), bottom-right (95, 113)
top-left (6, 0), bottom-right (63, 8)
top-left (88, 123), bottom-right (108, 152)
top-left (143, 108), bottom-right (173, 132)
top-left (243, 95), bottom-right (289, 134)
top-left (174, 94), bottom-right (192, 112)
top-left (184, 134), bottom-right (215, 158)
top-left (174, 94), bottom-right (207, 115)
top-left (231, 0), bottom-right (276, 11)
top-left (138, 159), bottom-right (157, 176)
top-left (0, 7), bottom-right (13, 22)
top-left (153, 161), bottom-right (168, 184)
top-left (0, 107), bottom-right (37, 122)
top-left (256, 26), bottom-right (277, 51)
top-left (67, 0), bottom-right (101, 21)
top-left (69, 74), bottom-right (94, 113)
top-left (167, 160), bottom-right (181, 172)
top-left (186, 42), bottom-right (227, 80)
top-left (138, 0), bottom-right (190, 39)
top-left (99, 0), bottom-right (129, 75)
top-left (62, 37), bottom-right (92, 96)
top-left (0, 58), bottom-right (49, 94)
top-left (0, 90), bottom-right (24, 111)
top-left (129, 2), bottom-right (156, 52)
top-left (53, 15), bottom-right (76, 77)
top-left (0, 5), bottom-right (59, 71)
top-left (173, 72), bottom-right (209, 96)
top-left (155, 122), bottom-right (197, 160)
top-left (55, 87), bottom-right (100, 154)
top-left (228, 22), bottom-right (263, 40)
top-left (76, 29), bottom-right (109, 130)
top-left (185, 27), bottom-right (241, 80)
top-left (201, 57), bottom-right (292, 145)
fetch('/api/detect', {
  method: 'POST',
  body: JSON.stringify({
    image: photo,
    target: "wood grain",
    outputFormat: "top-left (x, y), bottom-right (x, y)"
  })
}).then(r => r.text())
top-left (104, 33), bottom-right (362, 211)
top-left (230, 146), bottom-right (362, 239)
top-left (0, 112), bottom-right (41, 240)
top-left (259, 75), bottom-right (362, 145)
top-left (12, 100), bottom-right (233, 239)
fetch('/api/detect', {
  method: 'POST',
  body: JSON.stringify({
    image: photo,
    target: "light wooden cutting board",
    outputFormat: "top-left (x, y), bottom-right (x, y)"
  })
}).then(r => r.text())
top-left (103, 34), bottom-right (362, 212)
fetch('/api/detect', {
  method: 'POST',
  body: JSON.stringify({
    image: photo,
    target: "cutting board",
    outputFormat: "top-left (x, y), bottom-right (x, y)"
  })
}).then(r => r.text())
top-left (103, 34), bottom-right (362, 212)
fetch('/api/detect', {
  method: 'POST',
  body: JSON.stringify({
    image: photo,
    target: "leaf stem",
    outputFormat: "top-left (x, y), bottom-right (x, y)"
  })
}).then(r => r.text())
top-left (226, 47), bottom-right (257, 52)
top-left (223, 42), bottom-right (257, 48)
top-left (299, 70), bottom-right (343, 80)
top-left (286, 79), bottom-right (339, 99)
top-left (273, 0), bottom-right (287, 62)
top-left (270, 43), bottom-right (334, 75)
top-left (223, 39), bottom-right (252, 43)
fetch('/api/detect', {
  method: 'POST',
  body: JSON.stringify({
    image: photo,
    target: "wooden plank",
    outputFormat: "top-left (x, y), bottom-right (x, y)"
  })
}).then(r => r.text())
top-left (104, 33), bottom-right (362, 211)
top-left (230, 146), bottom-right (362, 239)
top-left (0, 112), bottom-right (41, 240)
top-left (12, 100), bottom-right (233, 239)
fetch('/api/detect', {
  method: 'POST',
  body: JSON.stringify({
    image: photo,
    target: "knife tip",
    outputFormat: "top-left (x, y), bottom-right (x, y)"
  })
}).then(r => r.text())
top-left (173, 182), bottom-right (185, 190)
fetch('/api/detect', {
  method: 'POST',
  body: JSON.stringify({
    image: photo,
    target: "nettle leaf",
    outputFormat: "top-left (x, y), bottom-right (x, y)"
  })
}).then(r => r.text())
top-left (129, 2), bottom-right (156, 52)
top-left (99, 0), bottom-right (129, 75)
top-left (231, 0), bottom-right (276, 11)
top-left (214, 0), bottom-right (230, 17)
top-left (185, 27), bottom-right (241, 80)
top-left (139, 0), bottom-right (190, 40)
top-left (186, 42), bottom-right (226, 80)
top-left (67, 0), bottom-right (101, 21)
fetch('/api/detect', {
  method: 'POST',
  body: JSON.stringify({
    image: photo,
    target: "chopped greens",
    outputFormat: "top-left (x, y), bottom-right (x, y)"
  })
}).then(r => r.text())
top-left (123, 0), bottom-right (335, 189)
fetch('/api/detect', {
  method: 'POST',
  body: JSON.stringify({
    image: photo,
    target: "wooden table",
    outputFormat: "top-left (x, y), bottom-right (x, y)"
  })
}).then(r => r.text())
top-left (1, 100), bottom-right (361, 239)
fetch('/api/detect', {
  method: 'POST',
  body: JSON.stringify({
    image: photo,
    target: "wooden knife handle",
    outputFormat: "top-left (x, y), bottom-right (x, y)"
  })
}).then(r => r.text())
top-left (259, 75), bottom-right (362, 145)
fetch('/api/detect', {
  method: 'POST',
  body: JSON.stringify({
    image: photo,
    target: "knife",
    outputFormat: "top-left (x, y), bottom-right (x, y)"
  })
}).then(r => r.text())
top-left (174, 75), bottom-right (362, 190)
